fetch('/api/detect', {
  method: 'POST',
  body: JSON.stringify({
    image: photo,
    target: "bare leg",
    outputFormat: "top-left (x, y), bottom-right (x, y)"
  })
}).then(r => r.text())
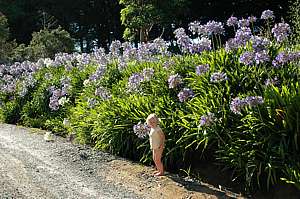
top-left (152, 149), bottom-right (160, 174)
top-left (154, 148), bottom-right (164, 176)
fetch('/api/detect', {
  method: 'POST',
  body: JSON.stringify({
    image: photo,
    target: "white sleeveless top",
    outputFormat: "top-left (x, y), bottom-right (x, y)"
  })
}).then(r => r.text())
top-left (149, 126), bottom-right (163, 149)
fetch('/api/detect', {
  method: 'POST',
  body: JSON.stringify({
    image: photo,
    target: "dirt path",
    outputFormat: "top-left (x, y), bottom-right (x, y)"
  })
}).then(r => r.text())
top-left (0, 124), bottom-right (244, 199)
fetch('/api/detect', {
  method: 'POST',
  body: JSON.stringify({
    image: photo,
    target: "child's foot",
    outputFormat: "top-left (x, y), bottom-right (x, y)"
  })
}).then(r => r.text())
top-left (154, 172), bottom-right (164, 176)
top-left (153, 171), bottom-right (160, 175)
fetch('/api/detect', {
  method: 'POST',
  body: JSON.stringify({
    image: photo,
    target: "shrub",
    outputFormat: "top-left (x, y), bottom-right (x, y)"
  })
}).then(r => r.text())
top-left (28, 27), bottom-right (75, 61)
top-left (0, 15), bottom-right (17, 64)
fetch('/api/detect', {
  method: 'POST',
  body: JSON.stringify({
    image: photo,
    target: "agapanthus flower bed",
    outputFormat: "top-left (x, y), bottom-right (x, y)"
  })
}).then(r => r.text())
top-left (0, 10), bottom-right (299, 193)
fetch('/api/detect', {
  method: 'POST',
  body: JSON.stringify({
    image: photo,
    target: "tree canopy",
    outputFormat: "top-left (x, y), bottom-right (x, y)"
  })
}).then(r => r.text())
top-left (119, 0), bottom-right (187, 42)
top-left (0, 0), bottom-right (293, 51)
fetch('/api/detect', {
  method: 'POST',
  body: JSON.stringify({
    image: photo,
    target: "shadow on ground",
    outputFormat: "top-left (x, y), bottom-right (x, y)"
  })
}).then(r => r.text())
top-left (166, 161), bottom-right (300, 199)
top-left (165, 172), bottom-right (244, 199)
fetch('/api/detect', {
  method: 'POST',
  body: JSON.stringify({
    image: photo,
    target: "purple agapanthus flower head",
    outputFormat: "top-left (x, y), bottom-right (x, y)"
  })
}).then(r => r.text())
top-left (133, 122), bottom-right (150, 139)
top-left (288, 51), bottom-right (300, 62)
top-left (210, 72), bottom-right (228, 83)
top-left (189, 37), bottom-right (212, 53)
top-left (52, 89), bottom-right (62, 98)
top-left (199, 112), bottom-right (216, 127)
top-left (49, 99), bottom-right (60, 111)
top-left (225, 38), bottom-right (240, 52)
top-left (271, 23), bottom-right (291, 43)
top-left (178, 88), bottom-right (194, 102)
top-left (189, 21), bottom-right (201, 35)
top-left (244, 96), bottom-right (264, 107)
top-left (109, 40), bottom-right (122, 57)
top-left (238, 18), bottom-right (250, 28)
top-left (248, 16), bottom-right (257, 23)
top-left (239, 51), bottom-right (255, 66)
top-left (255, 50), bottom-right (270, 64)
top-left (235, 27), bottom-right (252, 46)
top-left (174, 27), bottom-right (186, 38)
top-left (89, 65), bottom-right (106, 82)
top-left (174, 28), bottom-right (191, 52)
top-left (128, 72), bottom-right (144, 91)
top-left (230, 96), bottom-right (264, 114)
top-left (227, 16), bottom-right (238, 27)
top-left (163, 60), bottom-right (175, 70)
top-left (196, 64), bottom-right (210, 76)
top-left (230, 97), bottom-right (246, 115)
top-left (272, 51), bottom-right (290, 67)
top-left (168, 74), bottom-right (183, 89)
top-left (261, 10), bottom-right (275, 20)
top-left (95, 87), bottom-right (112, 100)
top-left (251, 36), bottom-right (270, 52)
top-left (204, 21), bottom-right (224, 35)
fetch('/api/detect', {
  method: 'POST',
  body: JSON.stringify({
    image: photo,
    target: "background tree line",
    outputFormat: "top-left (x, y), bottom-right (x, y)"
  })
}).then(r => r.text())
top-left (0, 0), bottom-right (297, 57)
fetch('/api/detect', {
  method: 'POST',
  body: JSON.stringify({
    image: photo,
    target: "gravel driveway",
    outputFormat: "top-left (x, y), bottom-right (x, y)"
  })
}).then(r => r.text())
top-left (0, 124), bottom-right (243, 199)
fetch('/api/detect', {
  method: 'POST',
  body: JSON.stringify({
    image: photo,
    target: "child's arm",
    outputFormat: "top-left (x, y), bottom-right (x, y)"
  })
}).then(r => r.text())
top-left (159, 130), bottom-right (165, 148)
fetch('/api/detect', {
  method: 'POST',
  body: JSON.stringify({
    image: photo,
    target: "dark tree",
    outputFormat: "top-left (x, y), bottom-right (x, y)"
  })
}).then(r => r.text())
top-left (0, 0), bottom-right (40, 44)
top-left (185, 0), bottom-right (287, 22)
top-left (0, 0), bottom-right (293, 52)
top-left (0, 0), bottom-right (123, 52)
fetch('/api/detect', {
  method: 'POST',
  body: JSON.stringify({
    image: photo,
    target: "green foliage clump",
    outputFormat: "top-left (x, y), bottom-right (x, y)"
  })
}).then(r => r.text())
top-left (0, 62), bottom-right (93, 135)
top-left (7, 27), bottom-right (75, 63)
top-left (0, 14), bottom-right (75, 63)
top-left (27, 27), bottom-right (75, 61)
top-left (66, 46), bottom-right (300, 192)
top-left (0, 14), bottom-right (17, 64)
top-left (288, 0), bottom-right (300, 43)
top-left (21, 65), bottom-right (91, 134)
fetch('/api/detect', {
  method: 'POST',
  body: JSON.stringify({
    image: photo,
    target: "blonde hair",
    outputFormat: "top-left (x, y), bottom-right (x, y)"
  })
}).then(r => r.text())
top-left (146, 113), bottom-right (160, 125)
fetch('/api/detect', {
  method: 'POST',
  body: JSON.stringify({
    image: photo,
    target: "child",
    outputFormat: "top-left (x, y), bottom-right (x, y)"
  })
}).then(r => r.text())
top-left (146, 113), bottom-right (165, 176)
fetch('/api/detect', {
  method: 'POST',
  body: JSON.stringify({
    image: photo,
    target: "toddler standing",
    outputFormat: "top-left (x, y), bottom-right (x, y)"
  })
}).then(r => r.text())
top-left (146, 113), bottom-right (165, 176)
